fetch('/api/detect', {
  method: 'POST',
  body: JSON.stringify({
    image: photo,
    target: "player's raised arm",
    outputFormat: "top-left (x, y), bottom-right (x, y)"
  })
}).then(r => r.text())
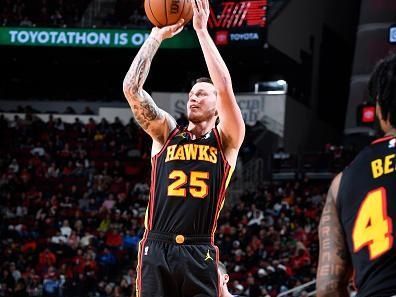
top-left (316, 173), bottom-right (351, 297)
top-left (192, 0), bottom-right (245, 153)
top-left (122, 21), bottom-right (184, 144)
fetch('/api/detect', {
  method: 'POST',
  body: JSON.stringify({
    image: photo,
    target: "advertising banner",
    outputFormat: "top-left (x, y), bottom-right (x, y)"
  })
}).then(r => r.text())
top-left (0, 27), bottom-right (199, 49)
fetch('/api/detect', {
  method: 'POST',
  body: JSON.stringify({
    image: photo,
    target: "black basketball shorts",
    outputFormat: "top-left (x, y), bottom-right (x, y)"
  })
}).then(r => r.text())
top-left (136, 231), bottom-right (220, 297)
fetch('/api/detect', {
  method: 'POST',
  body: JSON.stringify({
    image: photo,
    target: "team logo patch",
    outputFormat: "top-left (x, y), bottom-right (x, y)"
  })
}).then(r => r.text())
top-left (204, 250), bottom-right (213, 262)
top-left (176, 132), bottom-right (188, 139)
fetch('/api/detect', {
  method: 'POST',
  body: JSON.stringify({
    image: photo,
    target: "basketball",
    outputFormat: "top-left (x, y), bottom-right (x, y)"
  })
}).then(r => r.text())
top-left (144, 0), bottom-right (193, 27)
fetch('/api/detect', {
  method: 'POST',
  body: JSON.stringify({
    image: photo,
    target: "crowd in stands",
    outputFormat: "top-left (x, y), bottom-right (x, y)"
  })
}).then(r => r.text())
top-left (0, 0), bottom-right (92, 27)
top-left (0, 113), bottom-right (335, 296)
top-left (0, 0), bottom-right (148, 28)
top-left (0, 113), bottom-right (150, 297)
top-left (0, 0), bottom-right (283, 29)
top-left (1, 106), bottom-right (96, 116)
top-left (102, 0), bottom-right (148, 28)
top-left (217, 179), bottom-right (326, 296)
top-left (272, 144), bottom-right (357, 175)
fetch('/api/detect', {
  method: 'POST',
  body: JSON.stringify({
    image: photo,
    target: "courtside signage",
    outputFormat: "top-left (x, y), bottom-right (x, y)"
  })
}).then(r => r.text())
top-left (0, 27), bottom-right (199, 49)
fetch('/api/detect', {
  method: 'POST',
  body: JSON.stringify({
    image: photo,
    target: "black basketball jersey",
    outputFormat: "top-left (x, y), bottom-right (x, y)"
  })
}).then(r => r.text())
top-left (144, 126), bottom-right (233, 239)
top-left (337, 135), bottom-right (396, 297)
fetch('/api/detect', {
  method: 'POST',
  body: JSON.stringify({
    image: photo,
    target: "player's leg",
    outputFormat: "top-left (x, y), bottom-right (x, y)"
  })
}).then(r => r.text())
top-left (136, 239), bottom-right (179, 297)
top-left (177, 245), bottom-right (220, 297)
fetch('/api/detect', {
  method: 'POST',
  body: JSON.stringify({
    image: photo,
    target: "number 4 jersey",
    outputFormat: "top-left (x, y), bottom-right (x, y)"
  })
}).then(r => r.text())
top-left (337, 136), bottom-right (396, 297)
top-left (145, 126), bottom-right (233, 239)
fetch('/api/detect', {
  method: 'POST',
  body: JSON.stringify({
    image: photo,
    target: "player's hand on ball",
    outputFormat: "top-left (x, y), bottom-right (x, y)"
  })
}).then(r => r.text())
top-left (192, 0), bottom-right (210, 31)
top-left (151, 19), bottom-right (185, 41)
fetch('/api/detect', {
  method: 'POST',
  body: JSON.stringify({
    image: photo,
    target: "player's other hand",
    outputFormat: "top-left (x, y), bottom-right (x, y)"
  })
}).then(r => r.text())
top-left (151, 19), bottom-right (184, 41)
top-left (192, 0), bottom-right (210, 31)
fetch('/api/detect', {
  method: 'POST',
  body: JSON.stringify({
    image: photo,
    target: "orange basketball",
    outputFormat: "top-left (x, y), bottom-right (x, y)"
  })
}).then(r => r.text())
top-left (144, 0), bottom-right (193, 27)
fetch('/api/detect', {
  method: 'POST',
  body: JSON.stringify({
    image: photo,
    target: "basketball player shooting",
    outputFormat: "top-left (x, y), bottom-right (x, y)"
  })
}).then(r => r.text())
top-left (316, 54), bottom-right (396, 297)
top-left (122, 0), bottom-right (245, 295)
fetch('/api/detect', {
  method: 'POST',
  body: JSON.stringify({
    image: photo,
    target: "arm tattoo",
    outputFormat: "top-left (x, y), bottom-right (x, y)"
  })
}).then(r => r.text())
top-left (131, 100), bottom-right (161, 130)
top-left (316, 190), bottom-right (350, 297)
top-left (123, 36), bottom-right (164, 129)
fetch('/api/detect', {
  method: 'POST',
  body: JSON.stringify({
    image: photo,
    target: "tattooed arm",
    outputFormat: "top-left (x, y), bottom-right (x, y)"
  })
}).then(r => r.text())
top-left (317, 173), bottom-right (352, 297)
top-left (122, 20), bottom-right (184, 145)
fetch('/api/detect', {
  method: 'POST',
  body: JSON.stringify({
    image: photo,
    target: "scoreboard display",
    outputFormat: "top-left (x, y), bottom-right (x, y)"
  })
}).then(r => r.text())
top-left (208, 0), bottom-right (268, 46)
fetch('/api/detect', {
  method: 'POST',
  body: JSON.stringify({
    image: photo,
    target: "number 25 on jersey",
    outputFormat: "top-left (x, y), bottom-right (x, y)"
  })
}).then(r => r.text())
top-left (168, 170), bottom-right (209, 199)
top-left (352, 187), bottom-right (393, 260)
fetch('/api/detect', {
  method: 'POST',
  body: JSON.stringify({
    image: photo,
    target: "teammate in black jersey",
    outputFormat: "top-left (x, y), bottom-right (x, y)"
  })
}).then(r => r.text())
top-left (317, 54), bottom-right (396, 297)
top-left (122, 0), bottom-right (245, 295)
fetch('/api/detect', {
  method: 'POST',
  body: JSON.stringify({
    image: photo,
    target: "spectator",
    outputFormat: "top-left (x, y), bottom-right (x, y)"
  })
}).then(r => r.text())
top-left (1, 268), bottom-right (15, 295)
top-left (60, 220), bottom-right (72, 238)
top-left (19, 16), bottom-right (33, 26)
top-left (42, 270), bottom-right (60, 297)
top-left (8, 158), bottom-right (19, 173)
top-left (10, 262), bottom-right (22, 282)
top-left (31, 142), bottom-right (46, 157)
top-left (105, 228), bottom-right (123, 249)
top-left (64, 106), bottom-right (76, 114)
top-left (14, 278), bottom-right (29, 297)
top-left (82, 106), bottom-right (94, 115)
top-left (39, 249), bottom-right (57, 268)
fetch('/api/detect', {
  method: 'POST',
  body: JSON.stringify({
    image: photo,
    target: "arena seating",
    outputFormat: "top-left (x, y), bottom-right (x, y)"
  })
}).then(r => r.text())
top-left (0, 113), bottom-right (352, 296)
top-left (0, 0), bottom-right (147, 28)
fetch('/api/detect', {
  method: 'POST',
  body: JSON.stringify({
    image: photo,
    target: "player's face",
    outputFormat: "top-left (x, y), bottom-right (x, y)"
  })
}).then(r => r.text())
top-left (187, 82), bottom-right (217, 124)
